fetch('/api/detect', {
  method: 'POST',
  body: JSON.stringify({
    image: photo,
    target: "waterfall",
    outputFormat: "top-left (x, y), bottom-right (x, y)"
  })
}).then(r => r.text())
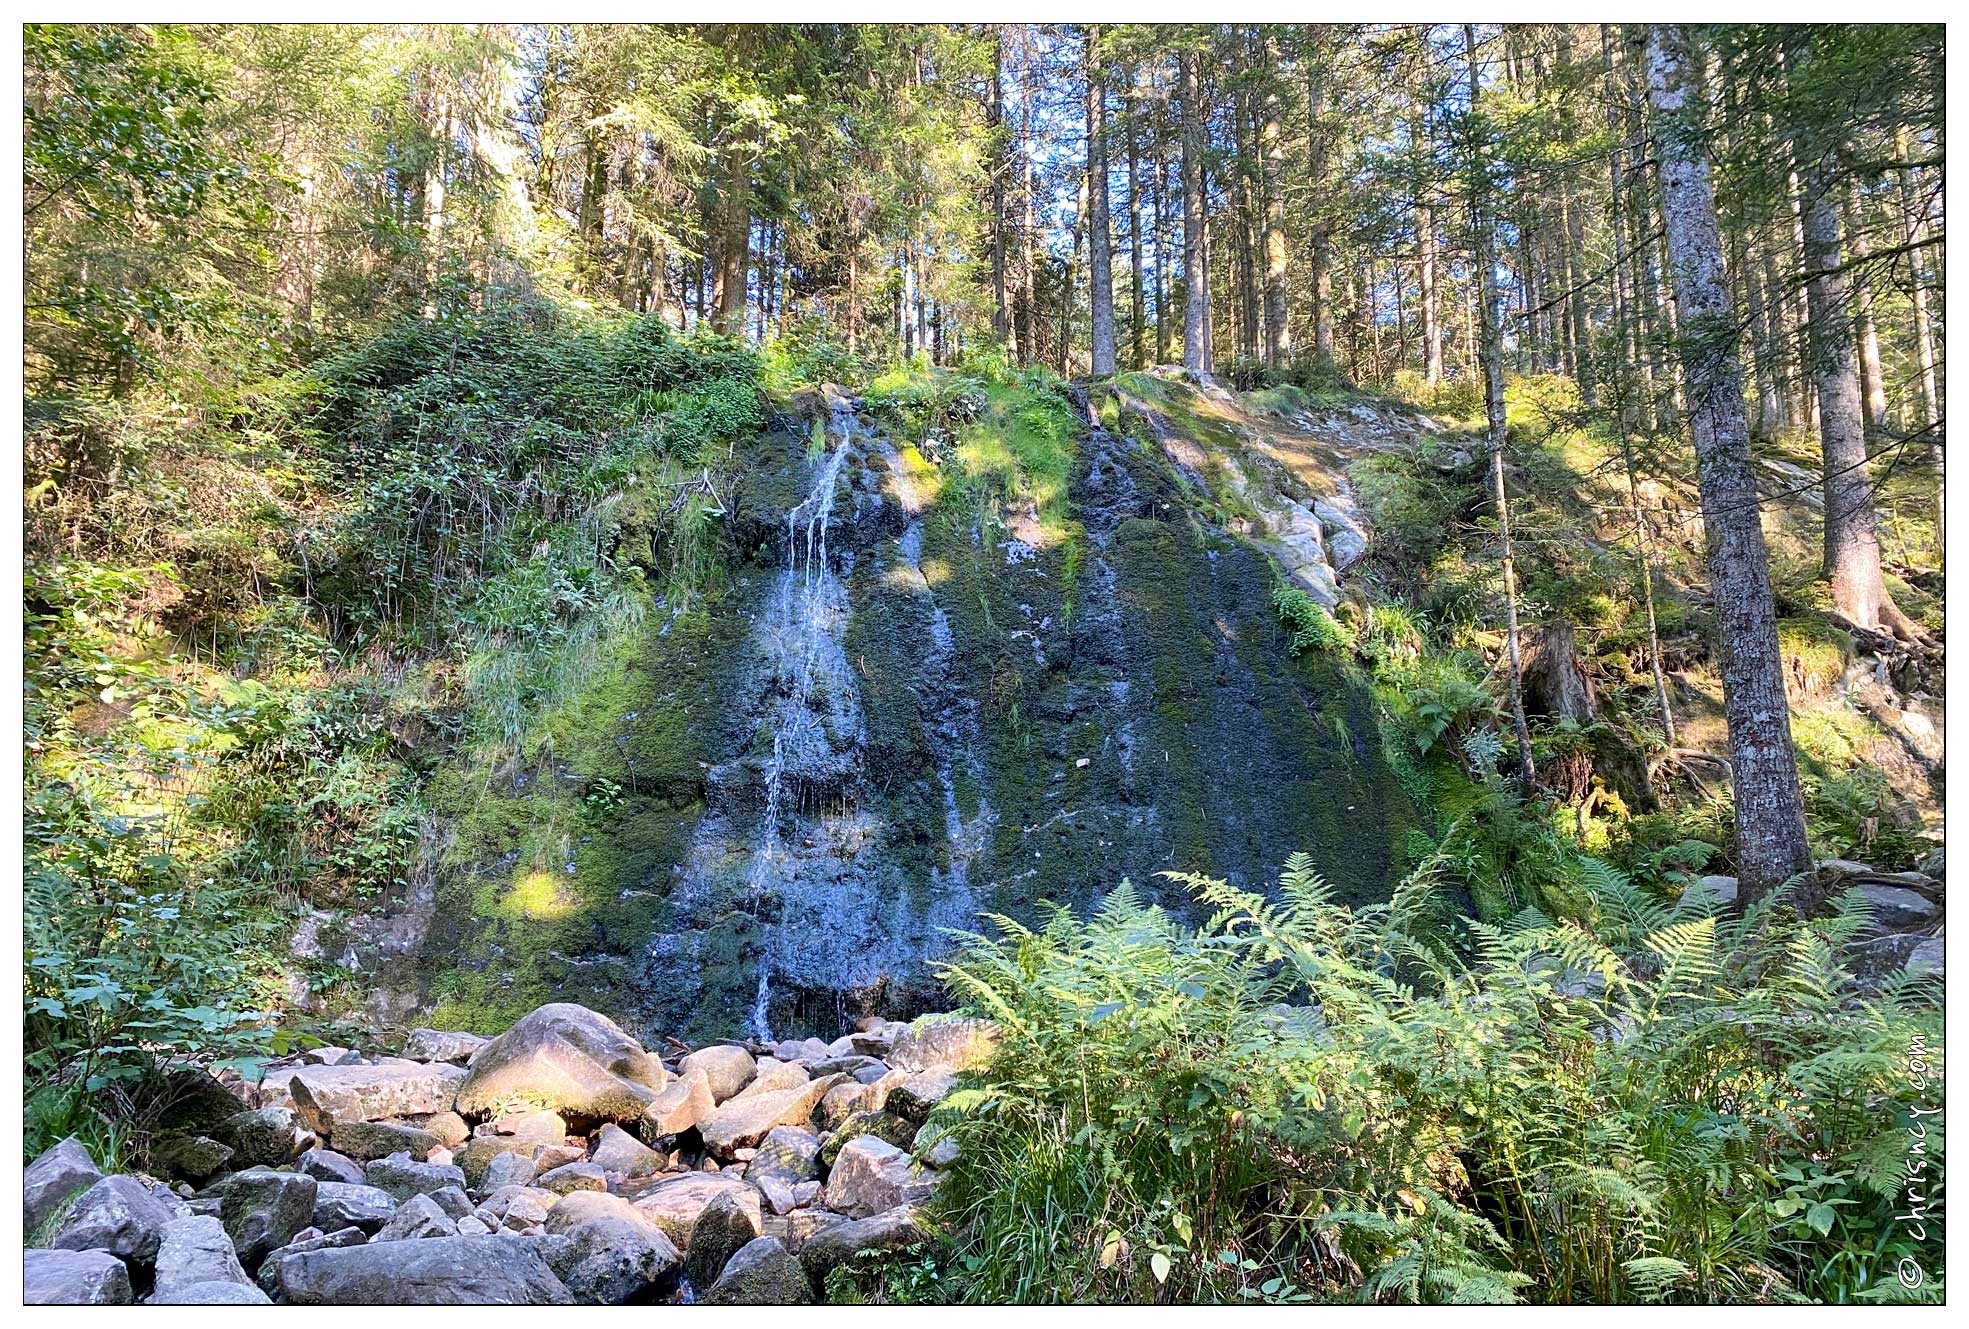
top-left (743, 403), bottom-right (857, 1040)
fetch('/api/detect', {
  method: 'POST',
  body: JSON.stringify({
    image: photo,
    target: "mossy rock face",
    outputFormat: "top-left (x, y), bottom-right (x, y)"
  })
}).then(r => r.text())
top-left (422, 402), bottom-right (1417, 1045)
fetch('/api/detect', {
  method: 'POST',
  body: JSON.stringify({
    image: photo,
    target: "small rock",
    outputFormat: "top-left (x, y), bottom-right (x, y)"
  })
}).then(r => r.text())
top-left (821, 1109), bottom-right (916, 1166)
top-left (481, 1150), bottom-right (537, 1192)
top-left (536, 1161), bottom-right (608, 1195)
top-left (214, 1105), bottom-right (304, 1168)
top-left (374, 1191), bottom-right (458, 1242)
top-left (734, 1058), bottom-right (810, 1100)
top-left (149, 1134), bottom-right (235, 1185)
top-left (363, 1151), bottom-right (467, 1202)
top-left (640, 1070), bottom-right (716, 1141)
top-left (311, 1182), bottom-right (398, 1233)
top-left (284, 1062), bottom-right (468, 1137)
top-left (680, 1045), bottom-right (757, 1103)
top-left (331, 1119), bottom-right (440, 1162)
top-left (591, 1122), bottom-right (666, 1179)
top-left (749, 1125), bottom-right (821, 1184)
top-left (296, 1148), bottom-right (367, 1185)
top-left (420, 1110), bottom-right (471, 1148)
top-left (401, 1028), bottom-right (491, 1065)
top-left (887, 1069), bottom-right (956, 1122)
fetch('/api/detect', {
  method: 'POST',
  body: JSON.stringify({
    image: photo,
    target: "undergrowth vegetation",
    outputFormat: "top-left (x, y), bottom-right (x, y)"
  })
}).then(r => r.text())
top-left (923, 853), bottom-right (1942, 1305)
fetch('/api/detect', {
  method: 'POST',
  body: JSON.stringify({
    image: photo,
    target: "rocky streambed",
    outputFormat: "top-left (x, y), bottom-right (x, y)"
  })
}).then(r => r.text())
top-left (24, 1002), bottom-right (996, 1305)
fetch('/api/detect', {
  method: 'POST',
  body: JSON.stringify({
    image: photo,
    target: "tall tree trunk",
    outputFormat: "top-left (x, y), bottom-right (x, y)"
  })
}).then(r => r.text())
top-left (1153, 134), bottom-right (1173, 364)
top-left (1086, 25), bottom-right (1117, 377)
top-left (1842, 183), bottom-right (1889, 431)
top-left (1180, 48), bottom-right (1213, 377)
top-left (1307, 47), bottom-right (1334, 364)
top-left (989, 30), bottom-right (1011, 347)
top-left (1645, 22), bottom-right (1811, 904)
top-left (1259, 31), bottom-right (1291, 369)
top-left (1465, 24), bottom-right (1536, 784)
top-left (714, 148), bottom-right (750, 334)
top-left (1896, 128), bottom-right (1942, 550)
top-left (1127, 72), bottom-right (1147, 371)
top-left (1795, 106), bottom-right (1896, 636)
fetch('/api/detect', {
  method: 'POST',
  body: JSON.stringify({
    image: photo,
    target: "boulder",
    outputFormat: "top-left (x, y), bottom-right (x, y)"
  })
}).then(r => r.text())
top-left (887, 1069), bottom-right (957, 1122)
top-left (214, 1105), bottom-right (303, 1168)
top-left (536, 1161), bottom-right (608, 1195)
top-left (475, 1107), bottom-right (567, 1145)
top-left (797, 1205), bottom-right (929, 1283)
top-left (454, 1135), bottom-right (536, 1190)
top-left (420, 1110), bottom-right (471, 1148)
top-left (818, 1080), bottom-right (870, 1129)
top-left (821, 1109), bottom-right (916, 1166)
top-left (680, 1044), bottom-right (757, 1103)
top-left (542, 1189), bottom-right (652, 1237)
top-left (401, 1028), bottom-right (491, 1065)
top-left (153, 1215), bottom-right (253, 1299)
top-left (1856, 883), bottom-right (1942, 932)
top-left (681, 1188), bottom-right (763, 1290)
top-left (591, 1122), bottom-right (666, 1179)
top-left (849, 1023), bottom-right (906, 1058)
top-left (703, 1236), bottom-right (813, 1304)
top-left (913, 1125), bottom-right (960, 1170)
top-left (277, 1234), bottom-right (573, 1304)
top-left (373, 1192), bottom-right (458, 1242)
top-left (453, 1003), bottom-right (667, 1124)
top-left (640, 1070), bottom-right (716, 1141)
top-left (755, 1174), bottom-right (798, 1216)
top-left (364, 1152), bottom-right (467, 1201)
top-left (149, 1135), bottom-right (234, 1185)
top-left (153, 1279), bottom-right (273, 1304)
top-left (826, 1136), bottom-right (943, 1219)
top-left (549, 1216), bottom-right (683, 1304)
top-left (24, 1136), bottom-right (104, 1236)
top-left (784, 1207), bottom-right (847, 1255)
top-left (427, 1185), bottom-right (475, 1220)
top-left (255, 1226), bottom-right (367, 1293)
top-left (698, 1075), bottom-right (842, 1156)
top-left (286, 1062), bottom-right (467, 1137)
top-left (297, 1148), bottom-right (367, 1185)
top-left (311, 1182), bottom-right (397, 1234)
top-left (477, 1184), bottom-right (559, 1232)
top-left (888, 1016), bottom-right (999, 1073)
top-left (48, 1174), bottom-right (173, 1267)
top-left (631, 1171), bottom-right (762, 1245)
top-left (24, 1248), bottom-right (133, 1305)
top-left (220, 1169), bottom-right (318, 1265)
top-left (734, 1058), bottom-right (809, 1100)
top-left (481, 1150), bottom-right (537, 1192)
top-left (331, 1119), bottom-right (440, 1162)
top-left (749, 1126), bottom-right (821, 1185)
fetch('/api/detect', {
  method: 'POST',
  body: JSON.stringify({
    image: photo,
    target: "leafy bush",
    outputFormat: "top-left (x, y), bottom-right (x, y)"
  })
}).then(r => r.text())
top-left (932, 856), bottom-right (1943, 1304)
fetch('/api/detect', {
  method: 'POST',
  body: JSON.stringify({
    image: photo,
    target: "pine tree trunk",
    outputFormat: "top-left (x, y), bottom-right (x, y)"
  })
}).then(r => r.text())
top-left (1465, 24), bottom-right (1537, 785)
top-left (1086, 25), bottom-right (1117, 377)
top-left (1259, 31), bottom-right (1291, 369)
top-left (989, 30), bottom-right (1011, 347)
top-left (1306, 46), bottom-right (1334, 365)
top-left (1153, 139), bottom-right (1173, 364)
top-left (1127, 75), bottom-right (1147, 371)
top-left (1645, 22), bottom-right (1811, 904)
top-left (1842, 184), bottom-right (1889, 431)
top-left (1180, 48), bottom-right (1213, 377)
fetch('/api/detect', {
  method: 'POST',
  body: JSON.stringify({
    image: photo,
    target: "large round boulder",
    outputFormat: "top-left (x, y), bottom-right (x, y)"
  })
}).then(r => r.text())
top-left (454, 1004), bottom-right (668, 1125)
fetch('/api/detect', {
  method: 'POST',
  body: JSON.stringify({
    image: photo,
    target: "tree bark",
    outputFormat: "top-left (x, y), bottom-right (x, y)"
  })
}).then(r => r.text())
top-left (1306, 47), bottom-right (1334, 365)
top-left (1086, 25), bottom-right (1117, 377)
top-left (1127, 72), bottom-right (1147, 371)
top-left (1259, 30), bottom-right (1292, 369)
top-left (1645, 22), bottom-right (1811, 904)
top-left (1180, 47), bottom-right (1214, 377)
top-left (989, 30), bottom-right (1011, 347)
top-left (1465, 24), bottom-right (1536, 785)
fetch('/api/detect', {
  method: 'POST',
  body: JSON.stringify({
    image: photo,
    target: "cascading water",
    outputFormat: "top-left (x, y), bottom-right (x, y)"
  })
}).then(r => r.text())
top-left (743, 404), bottom-right (857, 1039)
